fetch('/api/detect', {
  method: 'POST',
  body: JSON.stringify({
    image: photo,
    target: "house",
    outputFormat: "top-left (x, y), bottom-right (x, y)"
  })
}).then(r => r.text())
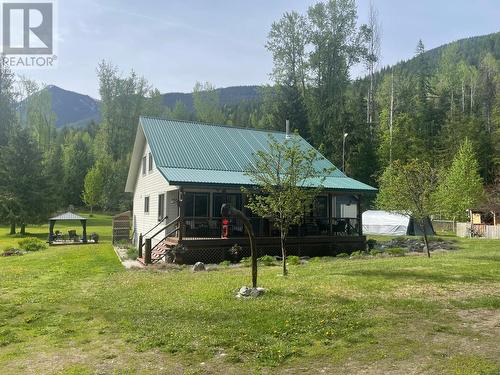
top-left (125, 117), bottom-right (377, 264)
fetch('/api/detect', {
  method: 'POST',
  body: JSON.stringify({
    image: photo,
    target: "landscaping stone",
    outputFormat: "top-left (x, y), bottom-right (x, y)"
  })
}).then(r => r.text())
top-left (236, 286), bottom-right (266, 298)
top-left (377, 238), bottom-right (456, 253)
top-left (192, 262), bottom-right (206, 272)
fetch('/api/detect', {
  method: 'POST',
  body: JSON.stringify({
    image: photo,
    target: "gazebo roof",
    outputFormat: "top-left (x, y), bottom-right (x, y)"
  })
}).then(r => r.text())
top-left (49, 212), bottom-right (87, 221)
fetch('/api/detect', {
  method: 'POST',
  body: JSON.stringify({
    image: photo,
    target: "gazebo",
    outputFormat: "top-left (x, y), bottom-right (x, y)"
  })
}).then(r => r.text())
top-left (48, 212), bottom-right (88, 244)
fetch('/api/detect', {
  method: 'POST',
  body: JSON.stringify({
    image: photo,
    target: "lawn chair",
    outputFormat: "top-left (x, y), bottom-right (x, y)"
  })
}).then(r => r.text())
top-left (68, 230), bottom-right (79, 242)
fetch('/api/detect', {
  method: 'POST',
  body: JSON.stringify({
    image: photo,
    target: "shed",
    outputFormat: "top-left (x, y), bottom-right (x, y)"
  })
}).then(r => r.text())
top-left (362, 210), bottom-right (435, 236)
top-left (49, 212), bottom-right (88, 244)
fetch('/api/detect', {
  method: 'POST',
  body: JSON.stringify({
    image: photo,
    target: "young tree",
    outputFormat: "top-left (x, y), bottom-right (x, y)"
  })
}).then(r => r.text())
top-left (82, 165), bottom-right (104, 215)
top-left (434, 138), bottom-right (484, 221)
top-left (244, 133), bottom-right (331, 275)
top-left (192, 81), bottom-right (225, 123)
top-left (376, 159), bottom-right (438, 257)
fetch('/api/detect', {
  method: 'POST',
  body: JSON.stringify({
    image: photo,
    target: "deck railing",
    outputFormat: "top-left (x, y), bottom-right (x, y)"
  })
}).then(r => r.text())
top-left (182, 216), bottom-right (360, 239)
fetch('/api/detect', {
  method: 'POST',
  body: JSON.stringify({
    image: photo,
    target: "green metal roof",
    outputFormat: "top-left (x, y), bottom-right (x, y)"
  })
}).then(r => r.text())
top-left (139, 117), bottom-right (376, 193)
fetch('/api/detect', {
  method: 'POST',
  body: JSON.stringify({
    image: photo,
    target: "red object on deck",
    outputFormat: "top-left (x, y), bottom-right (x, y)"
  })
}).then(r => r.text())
top-left (222, 219), bottom-right (229, 239)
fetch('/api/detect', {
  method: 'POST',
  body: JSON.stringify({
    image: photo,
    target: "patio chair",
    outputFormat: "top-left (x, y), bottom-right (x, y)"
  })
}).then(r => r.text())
top-left (68, 230), bottom-right (78, 241)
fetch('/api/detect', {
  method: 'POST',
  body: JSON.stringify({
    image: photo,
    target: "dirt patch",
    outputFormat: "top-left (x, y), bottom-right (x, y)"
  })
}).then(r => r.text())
top-left (457, 308), bottom-right (500, 337)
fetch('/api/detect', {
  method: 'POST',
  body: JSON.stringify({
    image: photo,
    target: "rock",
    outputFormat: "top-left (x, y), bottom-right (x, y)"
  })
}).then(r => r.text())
top-left (236, 286), bottom-right (266, 298)
top-left (192, 262), bottom-right (206, 272)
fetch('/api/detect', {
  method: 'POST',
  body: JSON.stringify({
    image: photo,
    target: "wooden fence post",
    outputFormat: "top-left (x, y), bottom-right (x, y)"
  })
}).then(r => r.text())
top-left (138, 233), bottom-right (143, 258)
top-left (144, 238), bottom-right (152, 265)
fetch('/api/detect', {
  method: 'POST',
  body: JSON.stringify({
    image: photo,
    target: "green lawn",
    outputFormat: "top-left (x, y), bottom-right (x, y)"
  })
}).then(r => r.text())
top-left (0, 218), bottom-right (499, 374)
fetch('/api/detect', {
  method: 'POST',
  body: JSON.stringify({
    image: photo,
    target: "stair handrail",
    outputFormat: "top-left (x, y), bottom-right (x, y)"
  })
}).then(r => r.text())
top-left (143, 215), bottom-right (169, 238)
top-left (149, 216), bottom-right (180, 242)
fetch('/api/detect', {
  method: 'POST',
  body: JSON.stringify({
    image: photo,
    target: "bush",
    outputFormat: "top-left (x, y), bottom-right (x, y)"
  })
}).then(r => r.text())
top-left (18, 237), bottom-right (47, 252)
top-left (386, 247), bottom-right (406, 257)
top-left (287, 255), bottom-right (300, 265)
top-left (126, 246), bottom-right (138, 260)
top-left (258, 255), bottom-right (275, 266)
top-left (350, 250), bottom-right (367, 258)
top-left (370, 249), bottom-right (384, 256)
top-left (336, 252), bottom-right (349, 258)
top-left (219, 260), bottom-right (231, 267)
top-left (366, 239), bottom-right (377, 250)
top-left (240, 257), bottom-right (251, 267)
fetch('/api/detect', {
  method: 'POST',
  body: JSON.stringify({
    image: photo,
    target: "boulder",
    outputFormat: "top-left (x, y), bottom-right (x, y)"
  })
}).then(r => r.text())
top-left (192, 262), bottom-right (206, 272)
top-left (236, 286), bottom-right (266, 298)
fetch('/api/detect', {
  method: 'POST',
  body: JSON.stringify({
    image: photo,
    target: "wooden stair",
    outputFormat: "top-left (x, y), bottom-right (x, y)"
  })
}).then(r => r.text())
top-left (137, 237), bottom-right (180, 265)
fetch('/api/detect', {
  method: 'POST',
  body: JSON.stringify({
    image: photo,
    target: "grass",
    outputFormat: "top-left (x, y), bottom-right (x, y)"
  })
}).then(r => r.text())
top-left (0, 216), bottom-right (499, 374)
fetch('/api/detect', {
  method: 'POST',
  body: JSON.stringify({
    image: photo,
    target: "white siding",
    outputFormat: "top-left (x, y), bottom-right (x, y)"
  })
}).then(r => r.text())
top-left (132, 142), bottom-right (179, 246)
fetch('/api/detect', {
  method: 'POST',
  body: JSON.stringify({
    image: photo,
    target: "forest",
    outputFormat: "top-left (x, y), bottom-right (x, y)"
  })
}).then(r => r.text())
top-left (0, 0), bottom-right (499, 233)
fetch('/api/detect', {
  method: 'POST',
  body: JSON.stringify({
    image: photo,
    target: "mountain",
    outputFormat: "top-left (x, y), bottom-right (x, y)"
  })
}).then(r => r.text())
top-left (162, 85), bottom-right (261, 112)
top-left (18, 85), bottom-right (101, 128)
top-left (377, 32), bottom-right (500, 76)
top-left (21, 85), bottom-right (262, 128)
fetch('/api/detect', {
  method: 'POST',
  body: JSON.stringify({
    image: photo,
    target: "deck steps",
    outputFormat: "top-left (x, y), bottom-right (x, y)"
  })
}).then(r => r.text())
top-left (137, 237), bottom-right (180, 265)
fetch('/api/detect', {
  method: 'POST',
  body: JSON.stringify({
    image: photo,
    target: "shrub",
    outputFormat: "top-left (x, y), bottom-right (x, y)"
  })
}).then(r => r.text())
top-left (287, 255), bottom-right (300, 265)
top-left (219, 260), bottom-right (231, 267)
top-left (370, 249), bottom-right (384, 256)
top-left (126, 246), bottom-right (138, 260)
top-left (240, 257), bottom-right (251, 267)
top-left (228, 244), bottom-right (242, 262)
top-left (350, 250), bottom-right (367, 258)
top-left (366, 239), bottom-right (377, 250)
top-left (258, 255), bottom-right (275, 266)
top-left (336, 252), bottom-right (349, 258)
top-left (386, 247), bottom-right (406, 257)
top-left (18, 237), bottom-right (47, 252)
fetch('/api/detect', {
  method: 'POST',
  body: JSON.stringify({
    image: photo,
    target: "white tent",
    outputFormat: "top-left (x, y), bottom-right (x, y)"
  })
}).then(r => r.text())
top-left (362, 210), bottom-right (435, 236)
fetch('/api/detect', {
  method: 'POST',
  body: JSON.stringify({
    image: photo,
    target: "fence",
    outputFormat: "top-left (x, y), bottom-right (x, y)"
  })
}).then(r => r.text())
top-left (432, 219), bottom-right (455, 233)
top-left (456, 222), bottom-right (500, 239)
top-left (112, 211), bottom-right (131, 243)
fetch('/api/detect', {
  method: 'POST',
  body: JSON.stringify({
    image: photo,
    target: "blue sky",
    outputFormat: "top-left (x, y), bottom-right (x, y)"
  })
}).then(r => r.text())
top-left (18, 0), bottom-right (500, 98)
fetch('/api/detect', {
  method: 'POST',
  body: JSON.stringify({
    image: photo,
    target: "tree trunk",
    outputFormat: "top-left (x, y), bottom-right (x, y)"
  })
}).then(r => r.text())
top-left (9, 222), bottom-right (16, 235)
top-left (421, 220), bottom-right (430, 258)
top-left (20, 224), bottom-right (26, 235)
top-left (280, 226), bottom-right (287, 276)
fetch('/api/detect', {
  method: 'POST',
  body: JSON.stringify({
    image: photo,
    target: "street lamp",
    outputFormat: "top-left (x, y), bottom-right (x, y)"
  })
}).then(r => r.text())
top-left (342, 132), bottom-right (349, 173)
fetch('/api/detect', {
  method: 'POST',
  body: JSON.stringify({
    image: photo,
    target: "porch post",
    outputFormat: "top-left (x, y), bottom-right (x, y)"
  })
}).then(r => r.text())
top-left (178, 188), bottom-right (184, 241)
top-left (144, 238), bottom-right (152, 265)
top-left (328, 193), bottom-right (333, 235)
top-left (357, 195), bottom-right (362, 236)
top-left (138, 233), bottom-right (143, 258)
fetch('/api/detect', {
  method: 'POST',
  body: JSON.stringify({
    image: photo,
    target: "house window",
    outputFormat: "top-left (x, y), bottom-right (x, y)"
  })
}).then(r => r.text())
top-left (144, 196), bottom-right (150, 213)
top-left (142, 156), bottom-right (147, 175)
top-left (158, 193), bottom-right (165, 221)
top-left (334, 195), bottom-right (358, 218)
top-left (184, 192), bottom-right (209, 217)
top-left (313, 196), bottom-right (328, 217)
top-left (148, 152), bottom-right (153, 171)
top-left (213, 193), bottom-right (242, 217)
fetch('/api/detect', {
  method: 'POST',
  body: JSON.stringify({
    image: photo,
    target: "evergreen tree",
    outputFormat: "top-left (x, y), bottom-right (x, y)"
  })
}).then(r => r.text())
top-left (0, 60), bottom-right (17, 147)
top-left (435, 138), bottom-right (484, 221)
top-left (0, 127), bottom-right (48, 234)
